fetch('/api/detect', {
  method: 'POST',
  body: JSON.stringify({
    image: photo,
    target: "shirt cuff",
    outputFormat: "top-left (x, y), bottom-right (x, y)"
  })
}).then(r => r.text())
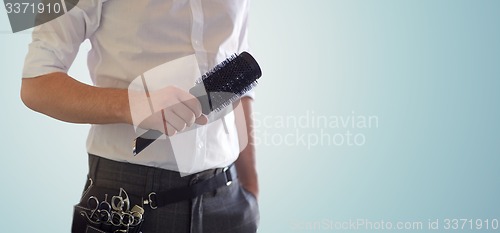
top-left (240, 88), bottom-right (255, 100)
top-left (22, 43), bottom-right (69, 78)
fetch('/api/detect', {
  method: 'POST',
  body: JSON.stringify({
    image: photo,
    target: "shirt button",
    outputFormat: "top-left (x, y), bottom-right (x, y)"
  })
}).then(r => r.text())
top-left (198, 142), bottom-right (204, 148)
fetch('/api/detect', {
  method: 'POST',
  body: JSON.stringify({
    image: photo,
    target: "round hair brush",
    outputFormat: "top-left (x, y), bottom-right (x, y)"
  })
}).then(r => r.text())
top-left (133, 51), bottom-right (262, 155)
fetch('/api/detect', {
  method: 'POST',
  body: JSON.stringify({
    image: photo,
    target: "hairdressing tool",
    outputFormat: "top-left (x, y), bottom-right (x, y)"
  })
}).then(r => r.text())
top-left (83, 191), bottom-right (144, 228)
top-left (133, 51), bottom-right (262, 155)
top-left (87, 194), bottom-right (112, 222)
top-left (112, 188), bottom-right (130, 212)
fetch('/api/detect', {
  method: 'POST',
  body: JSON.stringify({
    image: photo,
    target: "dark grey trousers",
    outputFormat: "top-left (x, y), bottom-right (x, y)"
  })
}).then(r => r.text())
top-left (72, 154), bottom-right (259, 233)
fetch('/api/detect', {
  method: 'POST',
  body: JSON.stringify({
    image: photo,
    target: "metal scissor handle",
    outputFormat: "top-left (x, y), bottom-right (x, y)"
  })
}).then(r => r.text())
top-left (110, 211), bottom-right (123, 226)
top-left (112, 188), bottom-right (130, 212)
top-left (99, 194), bottom-right (112, 211)
top-left (84, 189), bottom-right (141, 230)
top-left (86, 196), bottom-right (100, 221)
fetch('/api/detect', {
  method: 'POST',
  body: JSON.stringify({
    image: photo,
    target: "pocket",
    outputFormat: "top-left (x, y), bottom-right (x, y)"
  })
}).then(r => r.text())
top-left (239, 184), bottom-right (258, 205)
top-left (238, 184), bottom-right (260, 230)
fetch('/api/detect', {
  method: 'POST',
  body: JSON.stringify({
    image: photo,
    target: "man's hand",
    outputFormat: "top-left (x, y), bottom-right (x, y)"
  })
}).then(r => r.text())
top-left (130, 86), bottom-right (208, 136)
top-left (234, 97), bottom-right (259, 200)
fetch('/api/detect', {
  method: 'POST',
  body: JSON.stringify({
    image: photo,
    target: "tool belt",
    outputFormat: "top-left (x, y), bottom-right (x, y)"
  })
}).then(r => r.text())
top-left (72, 155), bottom-right (236, 233)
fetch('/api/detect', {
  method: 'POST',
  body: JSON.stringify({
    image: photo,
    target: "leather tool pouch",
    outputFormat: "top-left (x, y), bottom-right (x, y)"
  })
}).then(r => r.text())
top-left (71, 181), bottom-right (144, 233)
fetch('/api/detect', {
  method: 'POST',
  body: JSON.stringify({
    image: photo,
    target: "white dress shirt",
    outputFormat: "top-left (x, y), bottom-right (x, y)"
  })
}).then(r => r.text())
top-left (23, 0), bottom-right (254, 173)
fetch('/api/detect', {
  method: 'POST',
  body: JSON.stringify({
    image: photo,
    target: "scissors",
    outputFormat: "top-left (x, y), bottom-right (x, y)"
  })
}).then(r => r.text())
top-left (83, 189), bottom-right (143, 228)
top-left (111, 188), bottom-right (130, 212)
top-left (87, 194), bottom-right (112, 222)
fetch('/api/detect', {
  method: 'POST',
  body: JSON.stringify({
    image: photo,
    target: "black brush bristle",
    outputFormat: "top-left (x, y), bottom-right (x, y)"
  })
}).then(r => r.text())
top-left (195, 54), bottom-right (238, 84)
top-left (190, 51), bottom-right (262, 114)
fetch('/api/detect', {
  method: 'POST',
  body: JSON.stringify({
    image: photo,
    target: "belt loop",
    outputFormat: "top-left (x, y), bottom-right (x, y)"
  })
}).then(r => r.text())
top-left (189, 172), bottom-right (200, 186)
top-left (144, 167), bottom-right (155, 195)
top-left (153, 168), bottom-right (162, 191)
top-left (88, 154), bottom-right (100, 180)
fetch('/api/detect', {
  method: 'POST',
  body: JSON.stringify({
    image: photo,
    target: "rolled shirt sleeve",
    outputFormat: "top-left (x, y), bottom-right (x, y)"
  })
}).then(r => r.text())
top-left (241, 88), bottom-right (255, 99)
top-left (22, 1), bottom-right (102, 78)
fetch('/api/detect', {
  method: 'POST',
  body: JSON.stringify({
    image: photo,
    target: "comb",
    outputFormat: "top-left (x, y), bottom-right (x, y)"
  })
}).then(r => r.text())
top-left (133, 51), bottom-right (262, 155)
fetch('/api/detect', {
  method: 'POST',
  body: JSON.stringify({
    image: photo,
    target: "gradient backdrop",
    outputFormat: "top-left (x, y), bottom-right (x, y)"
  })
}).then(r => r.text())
top-left (1, 0), bottom-right (499, 232)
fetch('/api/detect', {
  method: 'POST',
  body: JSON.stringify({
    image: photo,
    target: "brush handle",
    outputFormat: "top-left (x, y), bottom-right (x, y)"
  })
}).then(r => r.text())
top-left (133, 130), bottom-right (163, 155)
top-left (189, 84), bottom-right (212, 115)
top-left (132, 88), bottom-right (210, 156)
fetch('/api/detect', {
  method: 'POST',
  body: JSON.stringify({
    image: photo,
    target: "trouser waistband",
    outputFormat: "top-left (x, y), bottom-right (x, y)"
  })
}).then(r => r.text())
top-left (87, 154), bottom-right (236, 207)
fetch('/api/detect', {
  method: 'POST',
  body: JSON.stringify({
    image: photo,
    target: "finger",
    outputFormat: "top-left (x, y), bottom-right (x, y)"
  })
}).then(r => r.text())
top-left (161, 110), bottom-right (178, 136)
top-left (138, 112), bottom-right (164, 133)
top-left (172, 104), bottom-right (196, 127)
top-left (165, 122), bottom-right (177, 136)
top-left (164, 109), bottom-right (187, 132)
top-left (176, 91), bottom-right (203, 118)
top-left (159, 110), bottom-right (169, 134)
top-left (195, 115), bottom-right (208, 125)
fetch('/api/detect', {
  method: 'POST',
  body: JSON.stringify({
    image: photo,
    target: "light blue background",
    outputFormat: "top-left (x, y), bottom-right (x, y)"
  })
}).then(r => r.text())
top-left (1, 0), bottom-right (499, 232)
